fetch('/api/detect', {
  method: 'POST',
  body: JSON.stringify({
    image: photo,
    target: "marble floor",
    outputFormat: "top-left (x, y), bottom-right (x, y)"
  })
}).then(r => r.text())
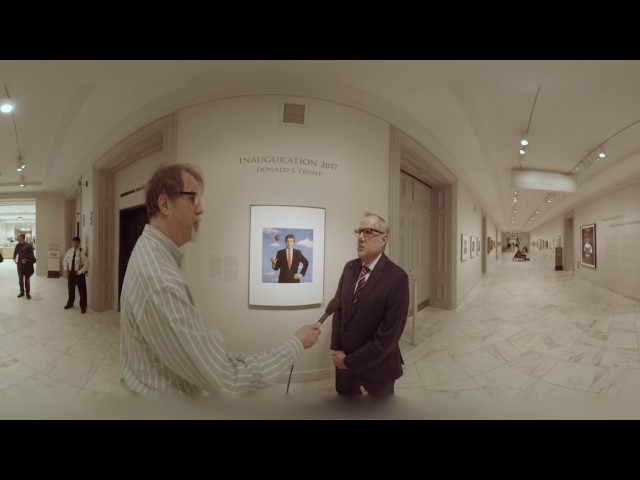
top-left (1, 256), bottom-right (639, 419)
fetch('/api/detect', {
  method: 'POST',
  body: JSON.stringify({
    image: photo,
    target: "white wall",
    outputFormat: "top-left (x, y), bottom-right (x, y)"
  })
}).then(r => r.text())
top-left (176, 95), bottom-right (390, 376)
top-left (574, 181), bottom-right (640, 300)
top-left (529, 216), bottom-right (564, 269)
top-left (33, 193), bottom-right (65, 277)
top-left (456, 181), bottom-right (483, 301)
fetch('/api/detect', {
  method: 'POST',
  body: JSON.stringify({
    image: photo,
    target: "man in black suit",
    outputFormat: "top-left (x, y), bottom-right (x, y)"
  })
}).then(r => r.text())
top-left (271, 234), bottom-right (309, 283)
top-left (13, 233), bottom-right (36, 299)
top-left (330, 212), bottom-right (409, 396)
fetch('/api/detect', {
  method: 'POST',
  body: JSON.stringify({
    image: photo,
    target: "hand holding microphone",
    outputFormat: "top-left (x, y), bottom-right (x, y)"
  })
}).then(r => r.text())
top-left (287, 297), bottom-right (341, 394)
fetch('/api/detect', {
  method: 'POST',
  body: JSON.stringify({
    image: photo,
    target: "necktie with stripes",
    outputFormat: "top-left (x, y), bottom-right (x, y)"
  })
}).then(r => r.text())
top-left (352, 265), bottom-right (371, 304)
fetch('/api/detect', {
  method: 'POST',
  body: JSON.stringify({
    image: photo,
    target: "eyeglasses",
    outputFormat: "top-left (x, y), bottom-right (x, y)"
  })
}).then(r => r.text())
top-left (179, 191), bottom-right (202, 206)
top-left (354, 228), bottom-right (385, 239)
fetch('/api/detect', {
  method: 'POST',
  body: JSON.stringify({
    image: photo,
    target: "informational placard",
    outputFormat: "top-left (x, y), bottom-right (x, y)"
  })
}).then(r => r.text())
top-left (47, 246), bottom-right (61, 278)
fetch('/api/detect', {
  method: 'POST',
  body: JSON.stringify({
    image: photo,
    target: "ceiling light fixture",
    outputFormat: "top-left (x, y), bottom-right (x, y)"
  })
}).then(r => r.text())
top-left (570, 117), bottom-right (640, 175)
top-left (0, 99), bottom-right (13, 113)
top-left (517, 86), bottom-right (541, 171)
top-left (19, 174), bottom-right (25, 188)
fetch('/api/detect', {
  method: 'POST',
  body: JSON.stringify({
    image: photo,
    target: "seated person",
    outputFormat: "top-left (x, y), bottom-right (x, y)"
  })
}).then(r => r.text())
top-left (513, 248), bottom-right (527, 260)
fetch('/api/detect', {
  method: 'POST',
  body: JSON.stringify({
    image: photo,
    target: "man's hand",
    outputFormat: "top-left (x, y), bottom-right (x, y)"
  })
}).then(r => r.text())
top-left (270, 256), bottom-right (278, 268)
top-left (294, 322), bottom-right (322, 349)
top-left (293, 273), bottom-right (302, 280)
top-left (331, 350), bottom-right (348, 369)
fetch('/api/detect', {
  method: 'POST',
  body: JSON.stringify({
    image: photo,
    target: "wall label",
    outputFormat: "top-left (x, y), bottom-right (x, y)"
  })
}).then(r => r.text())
top-left (239, 156), bottom-right (338, 177)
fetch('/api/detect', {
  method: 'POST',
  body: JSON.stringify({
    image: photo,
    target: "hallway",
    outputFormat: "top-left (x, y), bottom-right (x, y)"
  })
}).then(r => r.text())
top-left (0, 255), bottom-right (639, 418)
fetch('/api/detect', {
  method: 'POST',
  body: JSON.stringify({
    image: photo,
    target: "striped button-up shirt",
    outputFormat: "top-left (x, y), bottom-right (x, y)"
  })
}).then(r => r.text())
top-left (120, 224), bottom-right (303, 394)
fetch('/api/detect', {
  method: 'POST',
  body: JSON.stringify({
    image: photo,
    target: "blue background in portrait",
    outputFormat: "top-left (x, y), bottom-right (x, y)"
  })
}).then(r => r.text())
top-left (262, 227), bottom-right (313, 283)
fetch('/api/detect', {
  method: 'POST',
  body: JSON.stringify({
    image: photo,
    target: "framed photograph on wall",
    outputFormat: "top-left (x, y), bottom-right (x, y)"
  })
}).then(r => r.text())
top-left (580, 224), bottom-right (596, 268)
top-left (461, 234), bottom-right (469, 262)
top-left (476, 237), bottom-right (481, 256)
top-left (249, 205), bottom-right (325, 306)
top-left (470, 236), bottom-right (476, 258)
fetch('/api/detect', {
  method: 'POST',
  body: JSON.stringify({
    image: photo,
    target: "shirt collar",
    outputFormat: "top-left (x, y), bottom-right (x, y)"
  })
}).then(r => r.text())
top-left (363, 253), bottom-right (383, 272)
top-left (144, 224), bottom-right (184, 266)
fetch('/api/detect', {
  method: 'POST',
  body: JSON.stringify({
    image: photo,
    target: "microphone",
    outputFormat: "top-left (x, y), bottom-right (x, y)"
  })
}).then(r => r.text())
top-left (285, 296), bottom-right (341, 395)
top-left (318, 297), bottom-right (340, 324)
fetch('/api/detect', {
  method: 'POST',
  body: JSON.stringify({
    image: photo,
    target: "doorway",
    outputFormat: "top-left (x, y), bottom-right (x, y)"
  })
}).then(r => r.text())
top-left (118, 205), bottom-right (148, 310)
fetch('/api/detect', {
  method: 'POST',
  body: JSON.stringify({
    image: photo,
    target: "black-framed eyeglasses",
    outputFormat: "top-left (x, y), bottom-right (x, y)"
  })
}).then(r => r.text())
top-left (179, 191), bottom-right (202, 206)
top-left (354, 228), bottom-right (384, 239)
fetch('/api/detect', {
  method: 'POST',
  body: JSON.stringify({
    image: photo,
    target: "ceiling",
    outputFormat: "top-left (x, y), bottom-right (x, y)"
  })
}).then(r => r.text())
top-left (2, 60), bottom-right (640, 232)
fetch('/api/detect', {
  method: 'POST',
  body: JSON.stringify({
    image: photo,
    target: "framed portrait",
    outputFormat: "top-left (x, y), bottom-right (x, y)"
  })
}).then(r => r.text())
top-left (476, 237), bottom-right (481, 256)
top-left (461, 234), bottom-right (469, 262)
top-left (470, 236), bottom-right (476, 258)
top-left (580, 224), bottom-right (596, 268)
top-left (249, 205), bottom-right (325, 306)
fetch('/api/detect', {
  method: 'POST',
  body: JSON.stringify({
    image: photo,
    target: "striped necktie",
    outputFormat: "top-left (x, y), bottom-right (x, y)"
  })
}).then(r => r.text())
top-left (352, 265), bottom-right (371, 304)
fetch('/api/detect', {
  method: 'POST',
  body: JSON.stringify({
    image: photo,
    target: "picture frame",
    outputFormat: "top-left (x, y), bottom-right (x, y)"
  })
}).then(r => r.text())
top-left (580, 224), bottom-right (596, 268)
top-left (249, 205), bottom-right (325, 306)
top-left (461, 234), bottom-right (469, 262)
top-left (476, 237), bottom-right (481, 256)
top-left (470, 236), bottom-right (476, 258)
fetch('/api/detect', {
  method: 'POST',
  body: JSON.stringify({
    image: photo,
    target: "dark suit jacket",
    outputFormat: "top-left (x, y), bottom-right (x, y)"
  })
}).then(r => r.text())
top-left (273, 248), bottom-right (309, 283)
top-left (330, 253), bottom-right (409, 383)
top-left (13, 242), bottom-right (36, 277)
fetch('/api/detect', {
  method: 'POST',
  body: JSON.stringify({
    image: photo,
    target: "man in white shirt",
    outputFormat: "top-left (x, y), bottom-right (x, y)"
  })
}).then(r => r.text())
top-left (63, 236), bottom-right (89, 313)
top-left (119, 163), bottom-right (322, 394)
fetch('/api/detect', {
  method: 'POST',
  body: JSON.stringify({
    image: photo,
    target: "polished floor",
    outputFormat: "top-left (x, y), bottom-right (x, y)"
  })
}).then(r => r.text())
top-left (1, 254), bottom-right (639, 419)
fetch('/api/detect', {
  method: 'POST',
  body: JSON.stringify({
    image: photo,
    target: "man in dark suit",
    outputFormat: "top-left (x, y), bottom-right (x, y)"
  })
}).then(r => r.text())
top-left (271, 234), bottom-right (309, 283)
top-left (13, 233), bottom-right (36, 299)
top-left (330, 212), bottom-right (409, 396)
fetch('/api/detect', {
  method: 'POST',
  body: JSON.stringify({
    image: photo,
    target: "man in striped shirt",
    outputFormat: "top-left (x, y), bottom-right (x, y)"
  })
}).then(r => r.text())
top-left (120, 164), bottom-right (322, 394)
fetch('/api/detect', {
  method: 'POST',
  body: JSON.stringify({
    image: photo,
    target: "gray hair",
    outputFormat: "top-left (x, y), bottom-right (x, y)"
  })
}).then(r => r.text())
top-left (364, 211), bottom-right (389, 234)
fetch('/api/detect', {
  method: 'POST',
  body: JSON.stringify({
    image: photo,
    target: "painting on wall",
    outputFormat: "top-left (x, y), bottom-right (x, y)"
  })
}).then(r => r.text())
top-left (580, 224), bottom-right (596, 268)
top-left (249, 205), bottom-right (325, 306)
top-left (476, 237), bottom-right (481, 256)
top-left (470, 236), bottom-right (476, 258)
top-left (461, 234), bottom-right (469, 262)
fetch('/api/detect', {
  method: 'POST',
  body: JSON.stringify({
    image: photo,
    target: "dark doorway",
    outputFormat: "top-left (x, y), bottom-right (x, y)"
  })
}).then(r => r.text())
top-left (119, 205), bottom-right (148, 311)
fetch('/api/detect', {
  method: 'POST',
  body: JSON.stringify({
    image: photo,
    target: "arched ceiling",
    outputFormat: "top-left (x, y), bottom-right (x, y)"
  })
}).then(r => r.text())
top-left (2, 60), bottom-right (640, 232)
